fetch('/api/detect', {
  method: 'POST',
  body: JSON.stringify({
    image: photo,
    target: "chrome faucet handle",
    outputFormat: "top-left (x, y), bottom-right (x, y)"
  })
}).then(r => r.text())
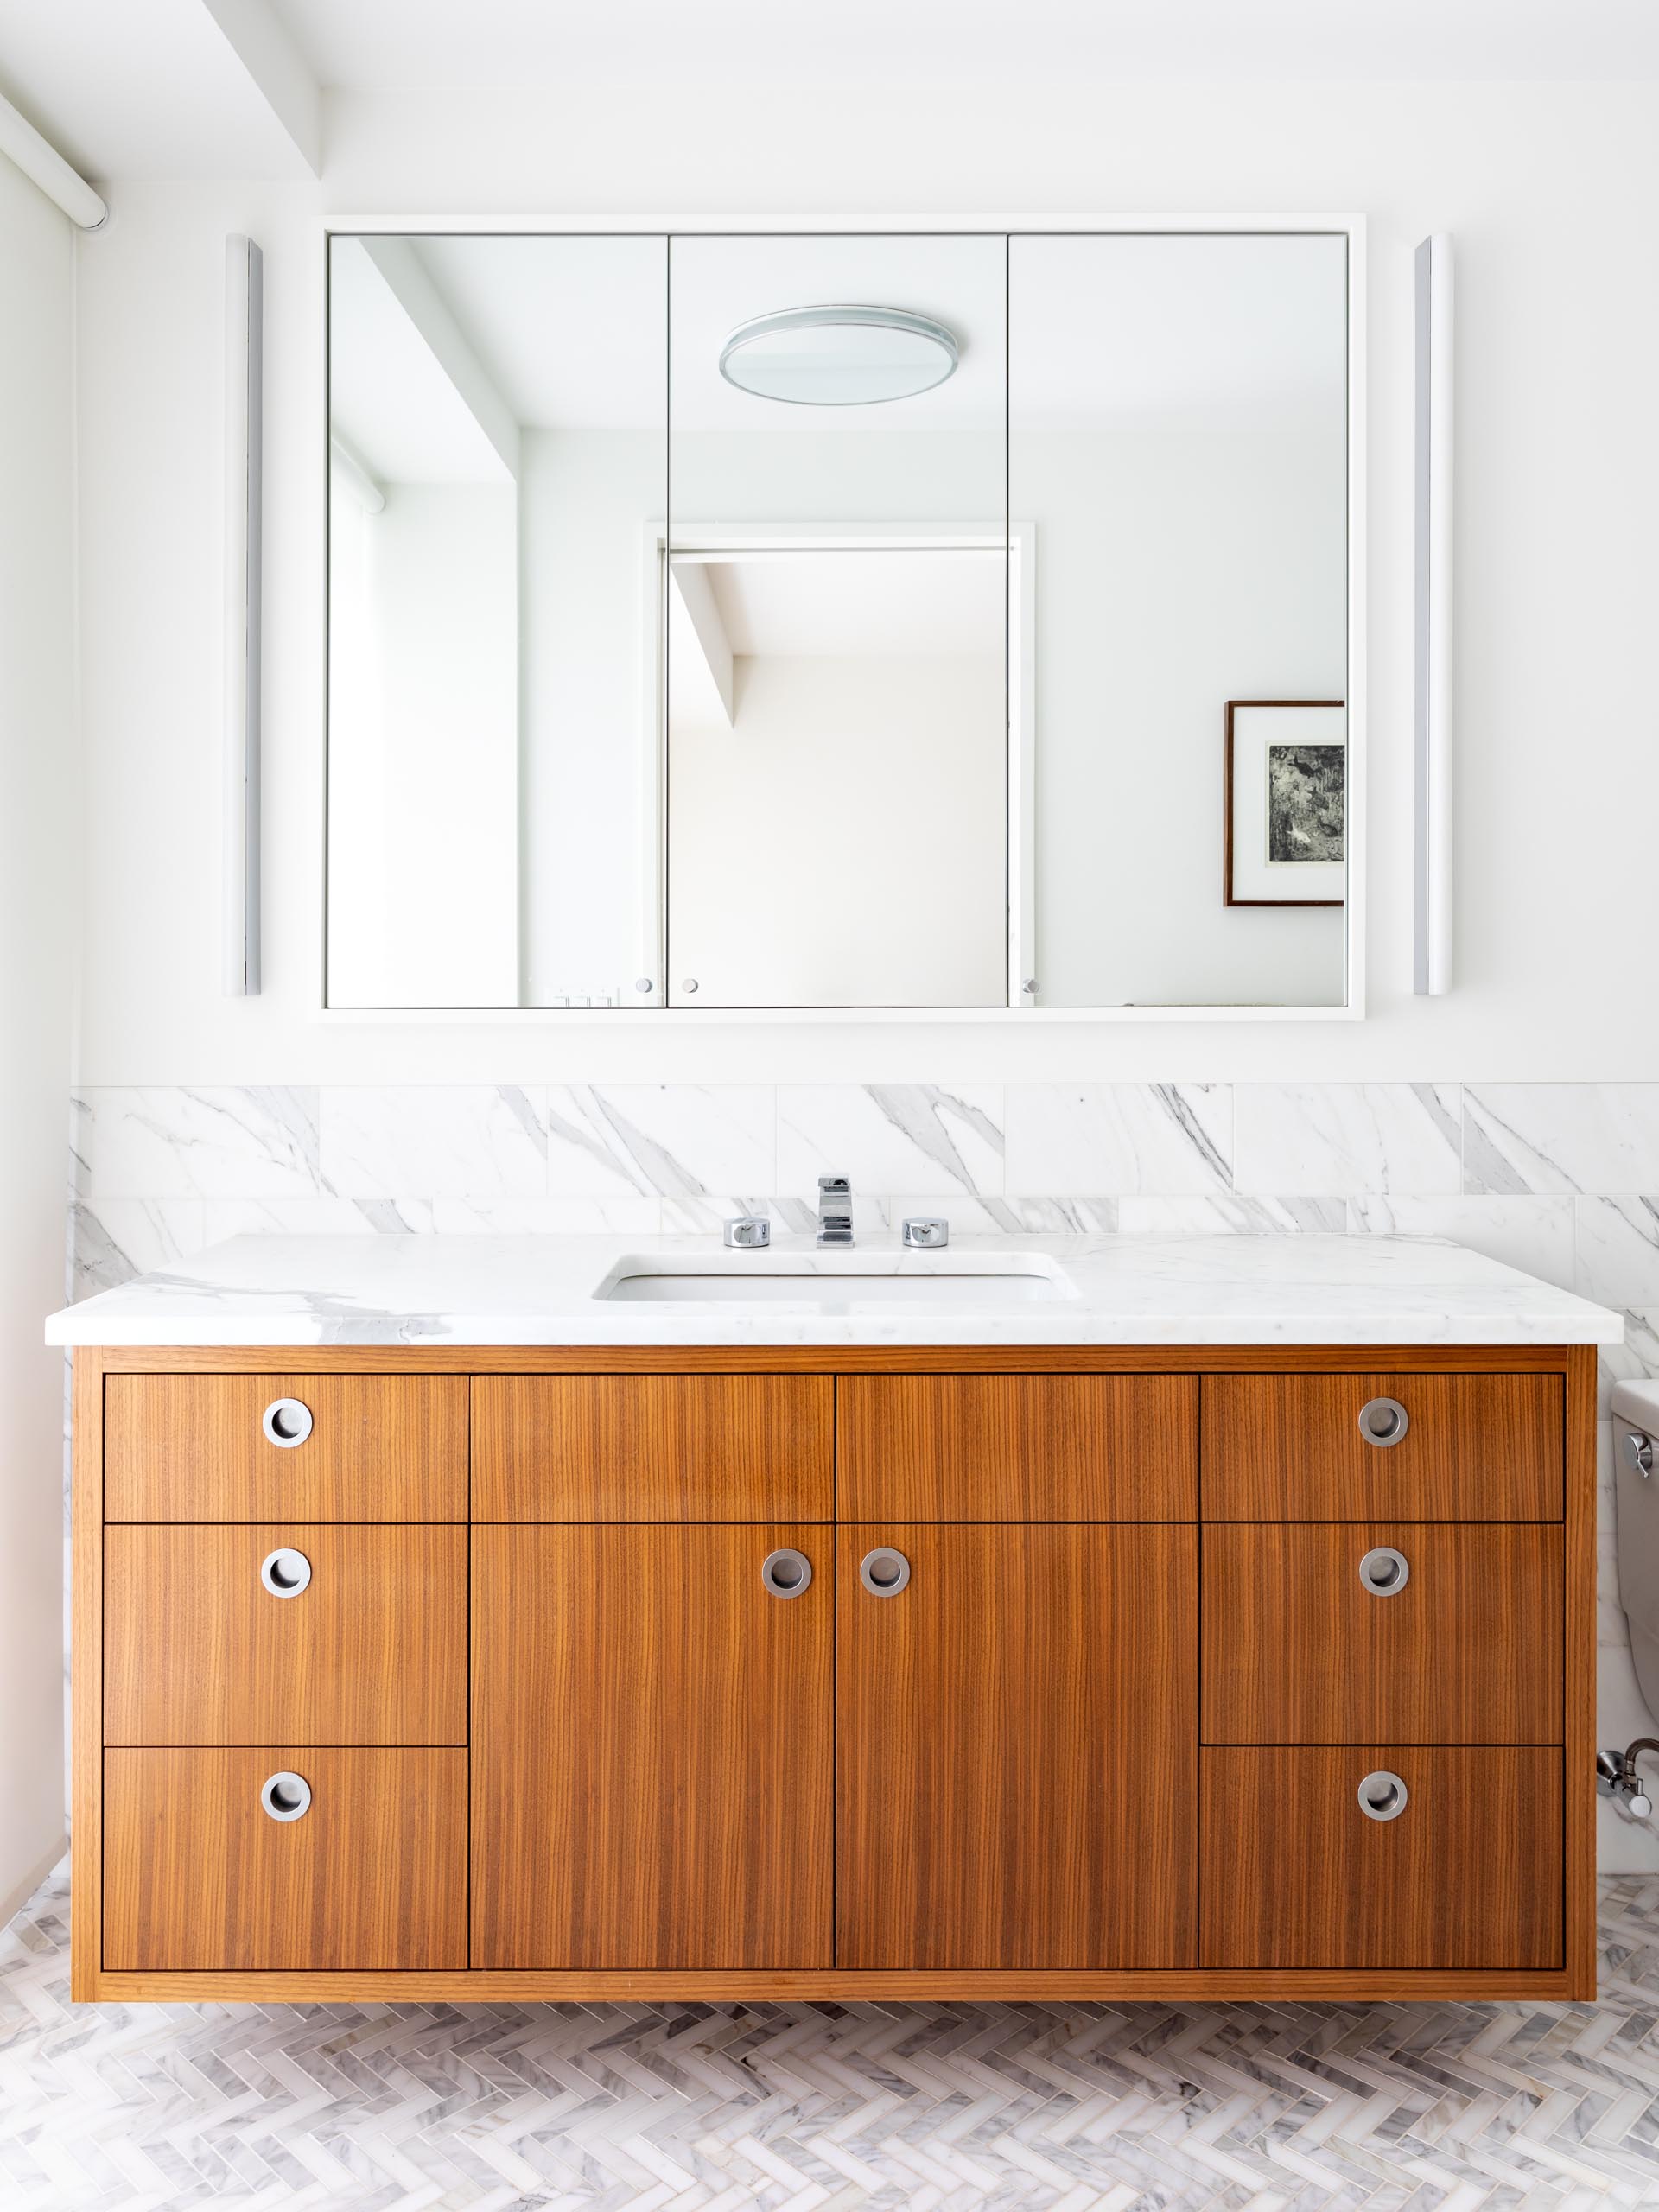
top-left (722, 1215), bottom-right (770, 1249)
top-left (817, 1174), bottom-right (854, 1246)
top-left (901, 1217), bottom-right (949, 1249)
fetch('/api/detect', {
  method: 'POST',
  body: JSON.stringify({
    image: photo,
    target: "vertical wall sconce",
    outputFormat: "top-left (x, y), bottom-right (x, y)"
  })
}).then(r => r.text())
top-left (224, 234), bottom-right (264, 995)
top-left (1414, 232), bottom-right (1452, 995)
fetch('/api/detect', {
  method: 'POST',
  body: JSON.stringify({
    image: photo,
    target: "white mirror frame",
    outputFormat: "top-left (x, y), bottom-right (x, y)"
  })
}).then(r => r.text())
top-left (319, 212), bottom-right (1365, 1026)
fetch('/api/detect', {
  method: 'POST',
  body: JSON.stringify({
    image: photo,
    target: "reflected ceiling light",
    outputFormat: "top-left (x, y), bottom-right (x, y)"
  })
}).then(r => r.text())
top-left (718, 305), bottom-right (959, 405)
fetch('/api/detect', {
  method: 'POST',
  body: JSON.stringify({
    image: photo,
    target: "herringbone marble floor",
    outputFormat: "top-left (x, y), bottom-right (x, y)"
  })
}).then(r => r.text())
top-left (9, 1867), bottom-right (1659, 2212)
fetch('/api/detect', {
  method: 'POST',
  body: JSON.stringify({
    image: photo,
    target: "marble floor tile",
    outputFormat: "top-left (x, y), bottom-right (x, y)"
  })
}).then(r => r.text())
top-left (15, 1864), bottom-right (1659, 2209)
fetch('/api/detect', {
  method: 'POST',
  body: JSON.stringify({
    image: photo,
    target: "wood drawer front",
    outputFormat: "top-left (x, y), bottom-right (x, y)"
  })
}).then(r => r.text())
top-left (1202, 1372), bottom-right (1563, 1520)
top-left (104, 1374), bottom-right (467, 1522)
top-left (837, 1375), bottom-right (1198, 1520)
top-left (472, 1375), bottom-right (833, 1521)
top-left (103, 1747), bottom-right (467, 1970)
top-left (104, 1526), bottom-right (467, 1746)
top-left (1203, 1522), bottom-right (1562, 1745)
top-left (1201, 1747), bottom-right (1562, 1969)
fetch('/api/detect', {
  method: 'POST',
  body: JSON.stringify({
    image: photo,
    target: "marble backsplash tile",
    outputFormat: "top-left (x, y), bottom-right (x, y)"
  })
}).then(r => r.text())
top-left (60, 1075), bottom-right (1659, 1873)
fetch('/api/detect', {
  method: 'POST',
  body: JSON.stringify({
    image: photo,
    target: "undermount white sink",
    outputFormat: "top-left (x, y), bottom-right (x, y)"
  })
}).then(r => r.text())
top-left (595, 1252), bottom-right (1075, 1306)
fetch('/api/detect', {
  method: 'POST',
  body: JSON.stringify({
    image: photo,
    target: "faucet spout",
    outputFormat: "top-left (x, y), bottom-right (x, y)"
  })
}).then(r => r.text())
top-left (817, 1174), bottom-right (854, 1246)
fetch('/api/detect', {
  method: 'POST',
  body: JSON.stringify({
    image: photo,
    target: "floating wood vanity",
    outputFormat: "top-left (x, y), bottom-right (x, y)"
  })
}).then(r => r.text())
top-left (57, 1230), bottom-right (1615, 2005)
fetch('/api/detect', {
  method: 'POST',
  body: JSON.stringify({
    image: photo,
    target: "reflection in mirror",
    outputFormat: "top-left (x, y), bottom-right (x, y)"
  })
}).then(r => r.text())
top-left (668, 548), bottom-right (1007, 1007)
top-left (1010, 232), bottom-right (1348, 1007)
top-left (327, 234), bottom-right (665, 1007)
top-left (665, 235), bottom-right (1007, 1007)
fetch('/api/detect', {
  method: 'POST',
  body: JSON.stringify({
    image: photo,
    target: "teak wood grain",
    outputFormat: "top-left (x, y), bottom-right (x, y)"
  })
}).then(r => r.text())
top-left (837, 1374), bottom-right (1198, 1520)
top-left (104, 1525), bottom-right (467, 1746)
top-left (1201, 1747), bottom-right (1563, 1969)
top-left (471, 1374), bottom-right (833, 1520)
top-left (836, 1522), bottom-right (1197, 1969)
top-left (103, 1372), bottom-right (467, 1521)
top-left (103, 1747), bottom-right (467, 1971)
top-left (1202, 1372), bottom-right (1563, 1520)
top-left (471, 1524), bottom-right (833, 1968)
top-left (1202, 1522), bottom-right (1563, 1745)
top-left (71, 1343), bottom-right (1596, 2004)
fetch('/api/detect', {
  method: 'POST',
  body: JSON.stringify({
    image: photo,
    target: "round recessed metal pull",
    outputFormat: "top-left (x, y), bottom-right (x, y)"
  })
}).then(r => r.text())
top-left (1357, 1395), bottom-right (1409, 1447)
top-left (860, 1547), bottom-right (912, 1598)
top-left (1357, 1769), bottom-right (1408, 1822)
top-left (1358, 1545), bottom-right (1410, 1597)
top-left (761, 1547), bottom-right (813, 1599)
top-left (260, 1547), bottom-right (312, 1599)
top-left (262, 1397), bottom-right (314, 1449)
top-left (260, 1770), bottom-right (312, 1822)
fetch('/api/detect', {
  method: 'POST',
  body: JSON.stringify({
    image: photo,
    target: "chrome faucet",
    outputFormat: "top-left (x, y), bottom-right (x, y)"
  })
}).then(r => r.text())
top-left (817, 1174), bottom-right (854, 1246)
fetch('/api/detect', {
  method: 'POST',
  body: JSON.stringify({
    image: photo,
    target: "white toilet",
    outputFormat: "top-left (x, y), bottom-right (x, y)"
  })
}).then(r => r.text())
top-left (1613, 1378), bottom-right (1659, 1717)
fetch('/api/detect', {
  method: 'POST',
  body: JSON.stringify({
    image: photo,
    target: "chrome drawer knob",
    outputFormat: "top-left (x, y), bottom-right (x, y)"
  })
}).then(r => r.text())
top-left (860, 1547), bottom-right (911, 1597)
top-left (761, 1548), bottom-right (812, 1599)
top-left (1358, 1545), bottom-right (1410, 1596)
top-left (260, 1547), bottom-right (311, 1598)
top-left (1357, 1770), bottom-right (1408, 1821)
top-left (1357, 1396), bottom-right (1409, 1446)
top-left (261, 1770), bottom-right (311, 1822)
top-left (262, 1397), bottom-right (313, 1448)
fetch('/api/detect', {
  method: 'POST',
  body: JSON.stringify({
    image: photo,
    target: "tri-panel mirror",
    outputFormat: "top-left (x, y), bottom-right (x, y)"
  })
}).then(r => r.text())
top-left (327, 227), bottom-right (1353, 1013)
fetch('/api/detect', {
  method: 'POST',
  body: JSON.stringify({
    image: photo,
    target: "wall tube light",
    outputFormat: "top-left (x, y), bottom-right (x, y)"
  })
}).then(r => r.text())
top-left (0, 91), bottom-right (106, 230)
top-left (1414, 233), bottom-right (1453, 995)
top-left (224, 235), bottom-right (264, 995)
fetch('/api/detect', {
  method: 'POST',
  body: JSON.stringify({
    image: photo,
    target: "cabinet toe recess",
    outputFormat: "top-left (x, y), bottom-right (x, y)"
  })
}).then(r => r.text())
top-left (74, 1348), bottom-right (1596, 2001)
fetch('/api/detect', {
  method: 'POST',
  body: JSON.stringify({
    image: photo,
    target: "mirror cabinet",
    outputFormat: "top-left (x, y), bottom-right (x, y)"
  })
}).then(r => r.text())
top-left (326, 226), bottom-right (1354, 1014)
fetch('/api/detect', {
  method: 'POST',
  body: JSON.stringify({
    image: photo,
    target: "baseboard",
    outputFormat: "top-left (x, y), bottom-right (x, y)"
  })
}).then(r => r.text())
top-left (0, 1836), bottom-right (67, 1932)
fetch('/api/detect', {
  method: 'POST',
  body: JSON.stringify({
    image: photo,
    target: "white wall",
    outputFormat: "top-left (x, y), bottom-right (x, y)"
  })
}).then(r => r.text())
top-left (70, 79), bottom-right (1659, 1084)
top-left (0, 153), bottom-right (76, 1916)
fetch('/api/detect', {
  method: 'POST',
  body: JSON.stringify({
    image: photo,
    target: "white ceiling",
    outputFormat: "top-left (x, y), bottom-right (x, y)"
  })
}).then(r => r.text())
top-left (329, 238), bottom-right (509, 483)
top-left (697, 550), bottom-right (1006, 658)
top-left (272, 0), bottom-right (1659, 88)
top-left (0, 0), bottom-right (1656, 188)
top-left (0, 0), bottom-right (310, 179)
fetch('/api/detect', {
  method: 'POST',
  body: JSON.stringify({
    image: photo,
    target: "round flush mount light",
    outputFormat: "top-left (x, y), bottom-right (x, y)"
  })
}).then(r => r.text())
top-left (718, 304), bottom-right (959, 406)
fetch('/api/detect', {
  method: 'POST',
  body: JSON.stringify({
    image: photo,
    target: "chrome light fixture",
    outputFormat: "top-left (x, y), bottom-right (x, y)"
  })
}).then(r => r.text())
top-left (718, 304), bottom-right (959, 405)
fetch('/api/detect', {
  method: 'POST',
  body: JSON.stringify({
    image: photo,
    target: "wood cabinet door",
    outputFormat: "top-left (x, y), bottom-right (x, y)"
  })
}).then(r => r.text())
top-left (836, 1524), bottom-right (1197, 1969)
top-left (1202, 1522), bottom-right (1563, 1745)
top-left (472, 1525), bottom-right (833, 1968)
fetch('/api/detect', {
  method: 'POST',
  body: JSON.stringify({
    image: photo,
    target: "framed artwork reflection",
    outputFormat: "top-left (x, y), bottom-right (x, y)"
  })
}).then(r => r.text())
top-left (1224, 699), bottom-right (1346, 907)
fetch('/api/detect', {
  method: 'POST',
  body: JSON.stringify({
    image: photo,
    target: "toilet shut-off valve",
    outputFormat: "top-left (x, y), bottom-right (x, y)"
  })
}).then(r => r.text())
top-left (1598, 1740), bottom-right (1659, 1818)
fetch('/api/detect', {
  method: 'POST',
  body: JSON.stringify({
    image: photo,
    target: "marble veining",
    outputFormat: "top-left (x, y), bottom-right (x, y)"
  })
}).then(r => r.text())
top-left (60, 1077), bottom-right (1659, 1870)
top-left (11, 1858), bottom-right (1659, 2210)
top-left (45, 1230), bottom-right (1623, 1348)
top-left (1233, 1081), bottom-right (1463, 1197)
top-left (1003, 1082), bottom-right (1231, 1196)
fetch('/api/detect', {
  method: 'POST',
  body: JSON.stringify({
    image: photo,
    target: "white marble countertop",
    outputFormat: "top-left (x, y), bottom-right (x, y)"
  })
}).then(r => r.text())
top-left (44, 1231), bottom-right (1624, 1348)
